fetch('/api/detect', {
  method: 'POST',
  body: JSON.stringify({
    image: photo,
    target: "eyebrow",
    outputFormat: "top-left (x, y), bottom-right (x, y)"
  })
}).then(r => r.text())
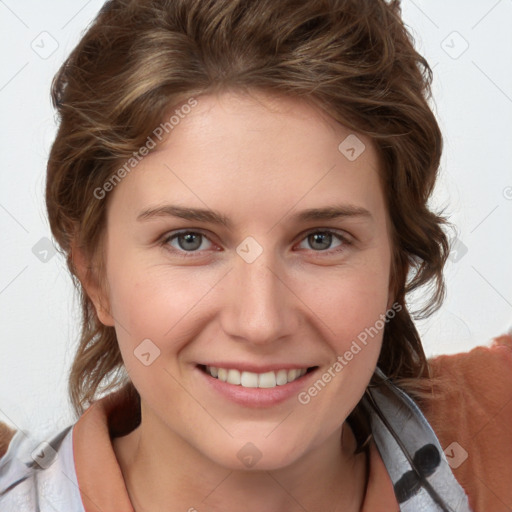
top-left (136, 204), bottom-right (373, 228)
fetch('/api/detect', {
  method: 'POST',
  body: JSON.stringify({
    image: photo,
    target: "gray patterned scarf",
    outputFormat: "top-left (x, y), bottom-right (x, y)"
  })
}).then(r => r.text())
top-left (361, 367), bottom-right (474, 511)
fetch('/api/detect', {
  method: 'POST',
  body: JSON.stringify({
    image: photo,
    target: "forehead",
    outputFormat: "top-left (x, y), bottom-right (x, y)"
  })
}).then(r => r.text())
top-left (106, 90), bottom-right (387, 229)
top-left (155, 90), bottom-right (374, 166)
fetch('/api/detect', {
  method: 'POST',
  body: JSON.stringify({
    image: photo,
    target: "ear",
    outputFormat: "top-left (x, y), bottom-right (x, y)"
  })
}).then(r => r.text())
top-left (71, 239), bottom-right (115, 327)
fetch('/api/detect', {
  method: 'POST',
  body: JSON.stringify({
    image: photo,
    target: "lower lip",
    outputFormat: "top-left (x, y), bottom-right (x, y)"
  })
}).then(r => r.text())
top-left (195, 365), bottom-right (318, 408)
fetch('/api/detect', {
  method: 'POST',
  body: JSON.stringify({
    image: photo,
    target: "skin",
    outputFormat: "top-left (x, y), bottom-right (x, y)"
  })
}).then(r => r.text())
top-left (78, 90), bottom-right (395, 511)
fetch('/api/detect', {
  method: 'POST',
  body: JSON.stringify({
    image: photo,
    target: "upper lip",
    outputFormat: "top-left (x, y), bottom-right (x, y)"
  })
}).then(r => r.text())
top-left (197, 362), bottom-right (317, 373)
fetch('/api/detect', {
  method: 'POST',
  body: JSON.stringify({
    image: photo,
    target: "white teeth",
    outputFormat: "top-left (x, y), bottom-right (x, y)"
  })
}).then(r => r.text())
top-left (276, 369), bottom-right (288, 386)
top-left (287, 369), bottom-right (298, 381)
top-left (240, 371), bottom-right (259, 388)
top-left (205, 366), bottom-right (309, 388)
top-left (258, 371), bottom-right (276, 388)
top-left (226, 369), bottom-right (241, 385)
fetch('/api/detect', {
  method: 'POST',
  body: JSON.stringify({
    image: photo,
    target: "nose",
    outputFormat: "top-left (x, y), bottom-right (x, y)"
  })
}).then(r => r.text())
top-left (219, 250), bottom-right (300, 347)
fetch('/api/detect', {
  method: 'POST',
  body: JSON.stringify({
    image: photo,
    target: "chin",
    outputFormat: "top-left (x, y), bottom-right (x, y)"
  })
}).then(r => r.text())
top-left (201, 435), bottom-right (308, 472)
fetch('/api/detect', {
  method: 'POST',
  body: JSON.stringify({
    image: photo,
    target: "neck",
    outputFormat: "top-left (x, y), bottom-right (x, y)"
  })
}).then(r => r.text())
top-left (113, 410), bottom-right (368, 512)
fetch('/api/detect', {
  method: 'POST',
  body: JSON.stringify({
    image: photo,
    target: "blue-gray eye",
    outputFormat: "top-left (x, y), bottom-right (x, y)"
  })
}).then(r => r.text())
top-left (167, 232), bottom-right (212, 252)
top-left (298, 231), bottom-right (344, 251)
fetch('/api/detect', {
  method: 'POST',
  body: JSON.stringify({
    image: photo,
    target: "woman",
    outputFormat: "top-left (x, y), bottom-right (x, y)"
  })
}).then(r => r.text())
top-left (0, 0), bottom-right (511, 510)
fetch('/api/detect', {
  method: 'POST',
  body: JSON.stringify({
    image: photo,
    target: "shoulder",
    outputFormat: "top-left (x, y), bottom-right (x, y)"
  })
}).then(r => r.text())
top-left (425, 333), bottom-right (512, 422)
top-left (423, 333), bottom-right (512, 512)
top-left (428, 332), bottom-right (512, 380)
top-left (0, 423), bottom-right (85, 511)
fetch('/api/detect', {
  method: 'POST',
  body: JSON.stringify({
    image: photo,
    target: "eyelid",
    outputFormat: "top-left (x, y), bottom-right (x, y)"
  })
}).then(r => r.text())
top-left (293, 227), bottom-right (353, 253)
top-left (160, 229), bottom-right (218, 255)
top-left (297, 226), bottom-right (352, 242)
top-left (160, 227), bottom-right (353, 258)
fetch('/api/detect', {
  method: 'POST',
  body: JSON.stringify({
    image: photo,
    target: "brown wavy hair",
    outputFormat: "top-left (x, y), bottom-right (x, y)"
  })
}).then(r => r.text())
top-left (46, 0), bottom-right (451, 446)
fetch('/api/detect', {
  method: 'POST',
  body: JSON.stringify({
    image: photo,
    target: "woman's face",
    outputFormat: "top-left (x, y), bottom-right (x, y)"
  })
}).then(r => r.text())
top-left (94, 91), bottom-right (394, 470)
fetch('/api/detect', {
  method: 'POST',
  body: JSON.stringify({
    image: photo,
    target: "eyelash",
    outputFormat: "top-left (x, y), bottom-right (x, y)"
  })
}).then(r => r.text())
top-left (159, 228), bottom-right (353, 259)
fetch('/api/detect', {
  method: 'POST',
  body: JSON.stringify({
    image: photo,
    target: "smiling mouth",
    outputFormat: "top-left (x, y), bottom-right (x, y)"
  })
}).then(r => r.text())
top-left (198, 365), bottom-right (318, 388)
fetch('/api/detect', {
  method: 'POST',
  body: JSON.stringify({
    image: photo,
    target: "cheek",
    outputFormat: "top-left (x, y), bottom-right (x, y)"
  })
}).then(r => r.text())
top-left (303, 261), bottom-right (391, 347)
top-left (292, 261), bottom-right (391, 413)
top-left (105, 262), bottom-right (217, 354)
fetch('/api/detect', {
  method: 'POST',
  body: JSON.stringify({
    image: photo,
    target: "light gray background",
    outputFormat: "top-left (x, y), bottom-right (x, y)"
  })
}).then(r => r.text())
top-left (1, 0), bottom-right (511, 439)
